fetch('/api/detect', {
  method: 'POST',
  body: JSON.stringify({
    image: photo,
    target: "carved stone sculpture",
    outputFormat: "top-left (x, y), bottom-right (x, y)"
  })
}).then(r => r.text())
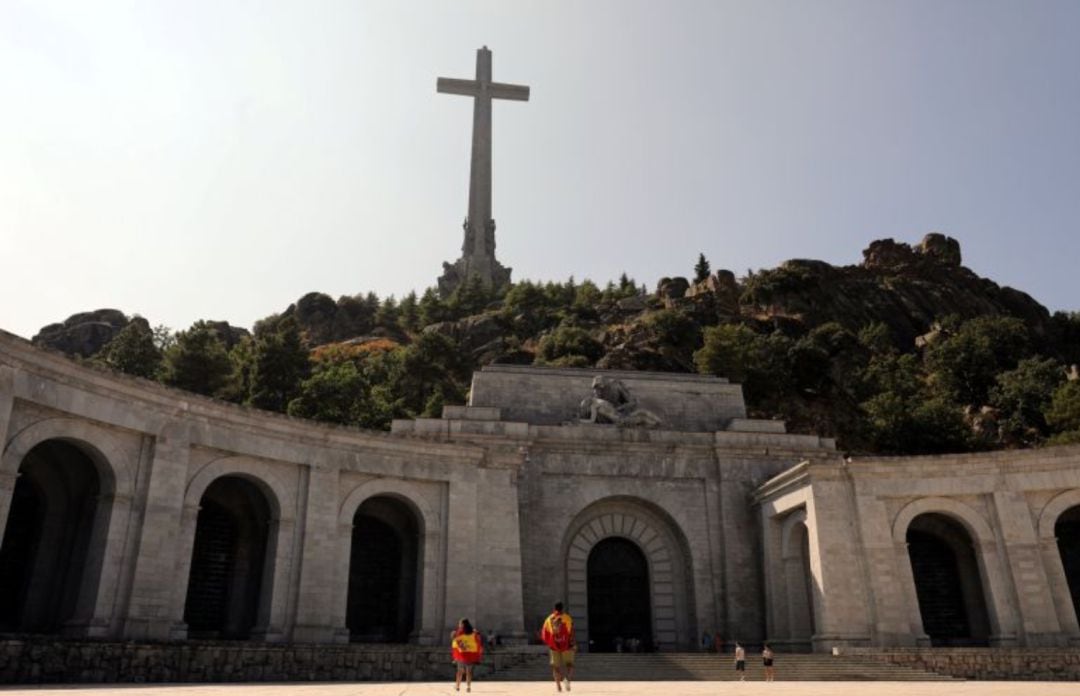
top-left (579, 376), bottom-right (662, 428)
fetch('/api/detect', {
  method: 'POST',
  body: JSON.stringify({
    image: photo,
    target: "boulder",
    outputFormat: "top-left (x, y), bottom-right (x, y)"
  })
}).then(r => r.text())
top-left (32, 309), bottom-right (130, 357)
top-left (917, 233), bottom-right (962, 266)
top-left (655, 277), bottom-right (690, 301)
top-left (862, 238), bottom-right (918, 269)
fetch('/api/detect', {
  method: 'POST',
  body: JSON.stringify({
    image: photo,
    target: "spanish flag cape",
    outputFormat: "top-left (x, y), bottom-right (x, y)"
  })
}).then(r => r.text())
top-left (541, 611), bottom-right (575, 652)
top-left (451, 628), bottom-right (484, 664)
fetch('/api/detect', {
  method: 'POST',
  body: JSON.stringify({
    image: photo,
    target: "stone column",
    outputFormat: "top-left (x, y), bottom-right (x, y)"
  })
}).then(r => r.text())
top-left (0, 365), bottom-right (15, 543)
top-left (120, 421), bottom-right (192, 640)
top-left (291, 465), bottom-right (341, 643)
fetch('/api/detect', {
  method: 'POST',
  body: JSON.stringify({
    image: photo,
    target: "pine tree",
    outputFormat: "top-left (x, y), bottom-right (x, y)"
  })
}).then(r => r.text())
top-left (694, 253), bottom-right (711, 283)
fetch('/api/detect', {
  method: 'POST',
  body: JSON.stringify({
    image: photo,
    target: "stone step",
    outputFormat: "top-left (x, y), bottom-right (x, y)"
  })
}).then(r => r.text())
top-left (487, 653), bottom-right (959, 681)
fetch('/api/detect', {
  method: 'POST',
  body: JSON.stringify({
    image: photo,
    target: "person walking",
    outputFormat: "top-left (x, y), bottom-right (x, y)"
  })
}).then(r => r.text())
top-left (762, 643), bottom-right (775, 682)
top-left (541, 602), bottom-right (576, 692)
top-left (734, 641), bottom-right (746, 681)
top-left (451, 618), bottom-right (484, 692)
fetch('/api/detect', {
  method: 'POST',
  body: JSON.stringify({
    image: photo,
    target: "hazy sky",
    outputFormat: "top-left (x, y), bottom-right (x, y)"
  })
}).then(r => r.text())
top-left (2, 0), bottom-right (1078, 340)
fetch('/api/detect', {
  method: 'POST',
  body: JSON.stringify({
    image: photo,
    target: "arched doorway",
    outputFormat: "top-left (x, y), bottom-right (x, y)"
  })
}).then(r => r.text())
top-left (1055, 505), bottom-right (1080, 626)
top-left (0, 441), bottom-right (101, 633)
top-left (907, 513), bottom-right (991, 646)
top-left (587, 537), bottom-right (652, 652)
top-left (347, 496), bottom-right (420, 642)
top-left (183, 476), bottom-right (272, 640)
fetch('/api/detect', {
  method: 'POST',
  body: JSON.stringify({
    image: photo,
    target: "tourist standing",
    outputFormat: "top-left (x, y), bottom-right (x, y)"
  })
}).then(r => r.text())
top-left (762, 643), bottom-right (775, 682)
top-left (541, 602), bottom-right (576, 692)
top-left (702, 631), bottom-right (711, 652)
top-left (451, 618), bottom-right (484, 693)
top-left (734, 641), bottom-right (746, 681)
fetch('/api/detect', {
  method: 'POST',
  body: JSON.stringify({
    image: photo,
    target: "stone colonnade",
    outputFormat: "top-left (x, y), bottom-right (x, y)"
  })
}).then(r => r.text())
top-left (0, 343), bottom-right (527, 644)
top-left (756, 452), bottom-right (1080, 650)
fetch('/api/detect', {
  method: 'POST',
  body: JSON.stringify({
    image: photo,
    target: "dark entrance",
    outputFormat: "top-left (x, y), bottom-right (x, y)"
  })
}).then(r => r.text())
top-left (587, 537), bottom-right (652, 652)
top-left (1056, 505), bottom-right (1080, 626)
top-left (347, 496), bottom-right (419, 642)
top-left (183, 476), bottom-right (272, 639)
top-left (0, 441), bottom-right (101, 634)
top-left (907, 513), bottom-right (991, 646)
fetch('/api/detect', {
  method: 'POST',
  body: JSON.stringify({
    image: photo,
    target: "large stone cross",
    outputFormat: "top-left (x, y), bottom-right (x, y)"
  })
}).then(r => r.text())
top-left (436, 46), bottom-right (529, 295)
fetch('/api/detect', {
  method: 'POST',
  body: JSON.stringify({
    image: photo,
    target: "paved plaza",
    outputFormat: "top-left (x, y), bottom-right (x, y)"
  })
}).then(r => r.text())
top-left (0, 683), bottom-right (1075, 696)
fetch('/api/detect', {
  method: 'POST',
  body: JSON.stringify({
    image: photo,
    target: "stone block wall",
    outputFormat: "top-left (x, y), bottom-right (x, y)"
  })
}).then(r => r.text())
top-left (849, 647), bottom-right (1080, 680)
top-left (0, 639), bottom-right (533, 684)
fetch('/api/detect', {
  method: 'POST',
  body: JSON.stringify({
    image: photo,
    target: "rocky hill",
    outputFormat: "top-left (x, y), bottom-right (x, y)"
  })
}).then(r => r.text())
top-left (29, 234), bottom-right (1080, 454)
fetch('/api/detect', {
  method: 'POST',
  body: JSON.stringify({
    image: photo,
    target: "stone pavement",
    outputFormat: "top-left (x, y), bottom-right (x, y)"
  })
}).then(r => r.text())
top-left (1, 683), bottom-right (1078, 696)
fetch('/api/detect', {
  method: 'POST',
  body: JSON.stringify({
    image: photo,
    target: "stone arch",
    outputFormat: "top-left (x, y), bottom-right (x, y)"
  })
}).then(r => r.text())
top-left (334, 478), bottom-right (443, 645)
top-left (338, 478), bottom-right (437, 532)
top-left (174, 457), bottom-right (298, 642)
top-left (891, 498), bottom-right (1008, 645)
top-left (891, 497), bottom-right (996, 547)
top-left (184, 456), bottom-right (292, 523)
top-left (561, 496), bottom-right (695, 651)
top-left (1038, 489), bottom-right (1080, 541)
top-left (2, 417), bottom-right (135, 497)
top-left (0, 418), bottom-right (137, 637)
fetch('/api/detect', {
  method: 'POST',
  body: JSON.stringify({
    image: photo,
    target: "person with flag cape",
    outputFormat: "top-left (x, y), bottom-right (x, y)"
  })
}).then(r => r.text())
top-left (451, 618), bottom-right (484, 692)
top-left (540, 601), bottom-right (576, 692)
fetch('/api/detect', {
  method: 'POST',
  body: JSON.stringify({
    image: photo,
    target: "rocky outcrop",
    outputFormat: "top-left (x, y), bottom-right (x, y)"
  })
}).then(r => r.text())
top-left (741, 235), bottom-right (1052, 349)
top-left (424, 311), bottom-right (507, 361)
top-left (32, 309), bottom-right (131, 357)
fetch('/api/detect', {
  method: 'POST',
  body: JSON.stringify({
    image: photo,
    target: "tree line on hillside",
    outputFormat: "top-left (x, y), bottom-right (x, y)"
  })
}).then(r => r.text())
top-left (79, 253), bottom-right (1080, 455)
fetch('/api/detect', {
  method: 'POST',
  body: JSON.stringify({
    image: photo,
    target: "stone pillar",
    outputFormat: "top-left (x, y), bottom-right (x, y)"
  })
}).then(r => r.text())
top-left (975, 539), bottom-right (1020, 646)
top-left (992, 490), bottom-right (1063, 645)
top-left (252, 517), bottom-right (294, 642)
top-left (64, 492), bottom-right (133, 638)
top-left (120, 421), bottom-right (191, 641)
top-left (166, 501), bottom-right (200, 640)
top-left (291, 465), bottom-right (341, 643)
top-left (474, 466), bottom-right (526, 640)
top-left (760, 512), bottom-right (788, 644)
top-left (804, 477), bottom-right (873, 650)
top-left (0, 365), bottom-right (15, 543)
top-left (332, 519), bottom-right (354, 643)
top-left (443, 477), bottom-right (478, 637)
top-left (893, 539), bottom-right (931, 645)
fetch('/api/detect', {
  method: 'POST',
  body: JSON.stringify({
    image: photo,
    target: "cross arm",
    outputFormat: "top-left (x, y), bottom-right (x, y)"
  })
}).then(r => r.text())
top-left (437, 77), bottom-right (480, 97)
top-left (490, 82), bottom-right (530, 101)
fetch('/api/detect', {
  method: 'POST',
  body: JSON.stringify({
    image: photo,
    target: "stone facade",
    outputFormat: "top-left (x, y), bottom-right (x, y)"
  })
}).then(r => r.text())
top-left (2, 327), bottom-right (1080, 670)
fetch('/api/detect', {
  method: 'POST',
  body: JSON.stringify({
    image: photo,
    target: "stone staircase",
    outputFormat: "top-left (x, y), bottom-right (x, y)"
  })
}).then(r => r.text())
top-left (487, 652), bottom-right (960, 681)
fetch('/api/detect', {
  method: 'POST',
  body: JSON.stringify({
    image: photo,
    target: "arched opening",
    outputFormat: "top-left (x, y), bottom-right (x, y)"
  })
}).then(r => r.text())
top-left (347, 495), bottom-right (420, 642)
top-left (587, 537), bottom-right (652, 652)
top-left (1055, 505), bottom-right (1080, 627)
top-left (784, 520), bottom-right (815, 646)
top-left (0, 440), bottom-right (101, 633)
top-left (183, 476), bottom-right (272, 640)
top-left (907, 513), bottom-right (991, 646)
